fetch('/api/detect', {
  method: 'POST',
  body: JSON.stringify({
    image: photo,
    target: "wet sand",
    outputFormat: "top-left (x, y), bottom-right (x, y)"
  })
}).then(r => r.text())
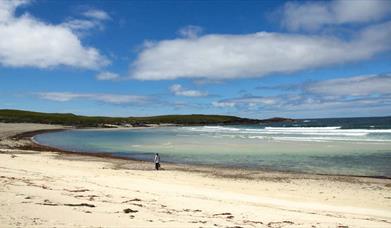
top-left (0, 123), bottom-right (390, 227)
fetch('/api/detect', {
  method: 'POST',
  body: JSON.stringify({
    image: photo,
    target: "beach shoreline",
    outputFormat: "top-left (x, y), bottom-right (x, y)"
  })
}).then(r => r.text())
top-left (1, 123), bottom-right (391, 227)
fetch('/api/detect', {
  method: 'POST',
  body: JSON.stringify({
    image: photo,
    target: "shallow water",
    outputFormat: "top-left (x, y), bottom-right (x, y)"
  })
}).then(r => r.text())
top-left (34, 122), bottom-right (391, 177)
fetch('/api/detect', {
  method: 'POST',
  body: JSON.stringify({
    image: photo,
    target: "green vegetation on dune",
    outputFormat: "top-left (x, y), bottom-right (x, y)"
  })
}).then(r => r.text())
top-left (0, 109), bottom-right (261, 127)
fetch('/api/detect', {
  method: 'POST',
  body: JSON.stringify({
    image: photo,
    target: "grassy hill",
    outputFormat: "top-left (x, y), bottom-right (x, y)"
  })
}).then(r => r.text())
top-left (0, 109), bottom-right (260, 127)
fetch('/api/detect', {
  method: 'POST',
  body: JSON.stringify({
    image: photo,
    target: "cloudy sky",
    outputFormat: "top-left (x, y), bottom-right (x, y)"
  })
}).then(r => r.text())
top-left (1, 0), bottom-right (391, 118)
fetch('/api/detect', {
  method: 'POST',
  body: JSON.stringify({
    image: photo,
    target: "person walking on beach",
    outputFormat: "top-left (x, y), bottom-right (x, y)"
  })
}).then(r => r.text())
top-left (154, 153), bottom-right (161, 170)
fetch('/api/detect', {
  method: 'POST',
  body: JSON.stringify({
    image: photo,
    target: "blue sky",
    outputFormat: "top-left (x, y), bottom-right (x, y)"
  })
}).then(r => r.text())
top-left (1, 0), bottom-right (391, 119)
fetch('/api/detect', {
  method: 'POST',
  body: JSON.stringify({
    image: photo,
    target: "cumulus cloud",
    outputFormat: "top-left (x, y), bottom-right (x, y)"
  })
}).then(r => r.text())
top-left (61, 19), bottom-right (102, 32)
top-left (37, 92), bottom-right (149, 104)
top-left (212, 74), bottom-right (391, 117)
top-left (0, 0), bottom-right (108, 69)
top-left (213, 96), bottom-right (282, 108)
top-left (212, 101), bottom-right (235, 108)
top-left (178, 25), bottom-right (203, 39)
top-left (213, 93), bottom-right (391, 116)
top-left (130, 22), bottom-right (391, 80)
top-left (82, 9), bottom-right (110, 21)
top-left (62, 8), bottom-right (110, 32)
top-left (305, 74), bottom-right (391, 96)
top-left (281, 0), bottom-right (391, 31)
top-left (96, 71), bottom-right (120, 81)
top-left (170, 84), bottom-right (208, 97)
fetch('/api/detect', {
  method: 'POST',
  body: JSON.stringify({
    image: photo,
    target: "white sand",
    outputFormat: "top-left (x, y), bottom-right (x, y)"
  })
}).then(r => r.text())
top-left (0, 123), bottom-right (390, 227)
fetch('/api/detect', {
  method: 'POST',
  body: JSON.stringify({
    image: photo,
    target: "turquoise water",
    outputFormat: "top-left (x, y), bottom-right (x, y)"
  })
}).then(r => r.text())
top-left (34, 121), bottom-right (391, 177)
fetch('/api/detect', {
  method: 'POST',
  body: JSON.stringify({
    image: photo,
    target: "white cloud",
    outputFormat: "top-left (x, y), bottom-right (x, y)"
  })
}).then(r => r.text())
top-left (62, 9), bottom-right (110, 32)
top-left (213, 96), bottom-right (281, 108)
top-left (281, 0), bottom-right (391, 31)
top-left (178, 25), bottom-right (203, 39)
top-left (0, 0), bottom-right (108, 69)
top-left (131, 22), bottom-right (391, 80)
top-left (37, 92), bottom-right (149, 104)
top-left (61, 19), bottom-right (102, 32)
top-left (212, 73), bottom-right (391, 118)
top-left (305, 74), bottom-right (391, 96)
top-left (37, 92), bottom-right (81, 102)
top-left (212, 101), bottom-right (235, 108)
top-left (96, 71), bottom-right (120, 81)
top-left (170, 84), bottom-right (207, 97)
top-left (82, 9), bottom-right (110, 21)
top-left (212, 93), bottom-right (391, 117)
top-left (0, 0), bottom-right (27, 21)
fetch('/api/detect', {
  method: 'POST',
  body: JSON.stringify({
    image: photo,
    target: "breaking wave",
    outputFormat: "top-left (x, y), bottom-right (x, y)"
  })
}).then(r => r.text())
top-left (183, 126), bottom-right (391, 142)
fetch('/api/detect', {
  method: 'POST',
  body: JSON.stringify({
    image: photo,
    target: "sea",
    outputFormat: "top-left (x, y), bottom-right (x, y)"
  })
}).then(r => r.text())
top-left (34, 116), bottom-right (391, 177)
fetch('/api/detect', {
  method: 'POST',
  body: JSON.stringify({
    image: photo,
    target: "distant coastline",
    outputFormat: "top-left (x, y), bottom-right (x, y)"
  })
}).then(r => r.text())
top-left (0, 109), bottom-right (295, 128)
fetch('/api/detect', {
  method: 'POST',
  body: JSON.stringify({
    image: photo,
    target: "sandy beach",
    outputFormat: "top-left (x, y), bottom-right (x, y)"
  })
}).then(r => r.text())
top-left (0, 123), bottom-right (390, 227)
